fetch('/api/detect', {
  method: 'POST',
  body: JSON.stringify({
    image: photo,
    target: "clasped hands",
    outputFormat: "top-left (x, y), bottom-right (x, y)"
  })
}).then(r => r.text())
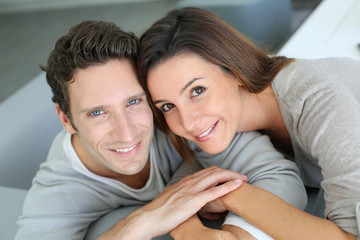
top-left (132, 166), bottom-right (248, 239)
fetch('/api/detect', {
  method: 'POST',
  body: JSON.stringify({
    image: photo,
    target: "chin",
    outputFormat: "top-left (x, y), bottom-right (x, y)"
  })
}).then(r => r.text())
top-left (199, 143), bottom-right (228, 155)
top-left (126, 160), bottom-right (147, 175)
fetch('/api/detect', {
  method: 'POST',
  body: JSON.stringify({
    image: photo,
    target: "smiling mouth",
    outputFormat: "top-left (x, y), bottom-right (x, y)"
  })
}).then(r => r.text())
top-left (115, 144), bottom-right (137, 153)
top-left (197, 121), bottom-right (218, 138)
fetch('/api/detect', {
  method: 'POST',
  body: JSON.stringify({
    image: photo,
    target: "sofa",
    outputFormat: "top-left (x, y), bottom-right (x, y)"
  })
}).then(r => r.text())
top-left (0, 72), bottom-right (63, 239)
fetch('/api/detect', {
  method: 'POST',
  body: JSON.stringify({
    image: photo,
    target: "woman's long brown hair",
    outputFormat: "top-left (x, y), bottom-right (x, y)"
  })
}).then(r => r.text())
top-left (138, 7), bottom-right (293, 163)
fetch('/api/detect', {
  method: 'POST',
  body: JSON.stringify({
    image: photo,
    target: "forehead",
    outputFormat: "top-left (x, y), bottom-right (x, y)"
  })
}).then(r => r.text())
top-left (150, 52), bottom-right (217, 78)
top-left (148, 52), bottom-right (219, 90)
top-left (68, 59), bottom-right (142, 109)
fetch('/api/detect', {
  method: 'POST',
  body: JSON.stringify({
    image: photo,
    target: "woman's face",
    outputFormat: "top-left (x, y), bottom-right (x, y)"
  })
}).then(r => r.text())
top-left (147, 52), bottom-right (244, 154)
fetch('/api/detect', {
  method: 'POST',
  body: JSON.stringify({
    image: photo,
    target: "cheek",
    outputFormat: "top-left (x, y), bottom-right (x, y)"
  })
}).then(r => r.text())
top-left (76, 117), bottom-right (112, 142)
top-left (164, 114), bottom-right (182, 134)
top-left (130, 107), bottom-right (154, 128)
top-left (85, 124), bottom-right (109, 146)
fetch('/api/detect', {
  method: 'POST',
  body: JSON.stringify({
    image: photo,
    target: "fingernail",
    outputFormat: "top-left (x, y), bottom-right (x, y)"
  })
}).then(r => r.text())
top-left (233, 178), bottom-right (242, 183)
top-left (240, 175), bottom-right (248, 182)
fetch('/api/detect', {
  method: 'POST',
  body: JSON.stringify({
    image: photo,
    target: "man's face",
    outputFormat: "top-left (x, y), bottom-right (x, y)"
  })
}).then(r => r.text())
top-left (58, 59), bottom-right (153, 178)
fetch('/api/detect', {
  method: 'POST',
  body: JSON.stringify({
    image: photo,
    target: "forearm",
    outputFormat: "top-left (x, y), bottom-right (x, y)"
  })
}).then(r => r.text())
top-left (170, 214), bottom-right (204, 239)
top-left (98, 207), bottom-right (155, 240)
top-left (171, 214), bottom-right (244, 240)
top-left (221, 183), bottom-right (356, 240)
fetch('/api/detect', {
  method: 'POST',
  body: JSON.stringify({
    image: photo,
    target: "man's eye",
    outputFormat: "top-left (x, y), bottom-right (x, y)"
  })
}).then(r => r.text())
top-left (191, 86), bottom-right (205, 97)
top-left (128, 99), bottom-right (139, 106)
top-left (161, 103), bottom-right (174, 113)
top-left (90, 110), bottom-right (104, 116)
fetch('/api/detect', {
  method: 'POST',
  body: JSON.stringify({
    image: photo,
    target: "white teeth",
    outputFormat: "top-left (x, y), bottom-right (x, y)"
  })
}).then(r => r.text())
top-left (115, 145), bottom-right (136, 153)
top-left (198, 124), bottom-right (215, 138)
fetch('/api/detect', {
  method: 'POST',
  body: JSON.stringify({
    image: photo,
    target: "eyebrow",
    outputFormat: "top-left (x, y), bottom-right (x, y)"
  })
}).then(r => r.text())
top-left (80, 92), bottom-right (147, 114)
top-left (80, 105), bottom-right (109, 115)
top-left (126, 92), bottom-right (146, 102)
top-left (153, 77), bottom-right (203, 105)
top-left (181, 77), bottom-right (203, 94)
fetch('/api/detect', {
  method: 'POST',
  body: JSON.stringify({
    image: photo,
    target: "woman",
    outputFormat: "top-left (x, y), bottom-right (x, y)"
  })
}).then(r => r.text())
top-left (138, 7), bottom-right (360, 240)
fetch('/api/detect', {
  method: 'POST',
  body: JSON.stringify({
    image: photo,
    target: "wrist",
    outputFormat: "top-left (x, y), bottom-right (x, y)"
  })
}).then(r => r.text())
top-left (170, 214), bottom-right (205, 238)
top-left (114, 209), bottom-right (155, 240)
top-left (220, 182), bottom-right (251, 213)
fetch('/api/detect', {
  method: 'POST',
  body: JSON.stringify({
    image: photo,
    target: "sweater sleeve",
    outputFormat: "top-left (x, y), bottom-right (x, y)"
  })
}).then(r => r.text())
top-left (14, 179), bottom-right (113, 240)
top-left (294, 81), bottom-right (360, 237)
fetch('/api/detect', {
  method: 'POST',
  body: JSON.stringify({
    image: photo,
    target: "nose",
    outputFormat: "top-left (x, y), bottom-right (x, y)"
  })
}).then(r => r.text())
top-left (178, 105), bottom-right (201, 134)
top-left (110, 112), bottom-right (138, 142)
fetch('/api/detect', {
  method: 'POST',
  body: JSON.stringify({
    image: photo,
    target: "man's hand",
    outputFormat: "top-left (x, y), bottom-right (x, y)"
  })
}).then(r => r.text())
top-left (100, 166), bottom-right (246, 239)
top-left (198, 172), bottom-right (248, 221)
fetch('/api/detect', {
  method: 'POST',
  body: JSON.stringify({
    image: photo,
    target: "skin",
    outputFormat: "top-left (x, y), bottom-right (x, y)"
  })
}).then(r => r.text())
top-left (57, 59), bottom-right (153, 188)
top-left (148, 53), bottom-right (243, 155)
top-left (147, 52), bottom-right (357, 240)
top-left (56, 59), bottom-right (247, 239)
top-left (148, 52), bottom-right (288, 155)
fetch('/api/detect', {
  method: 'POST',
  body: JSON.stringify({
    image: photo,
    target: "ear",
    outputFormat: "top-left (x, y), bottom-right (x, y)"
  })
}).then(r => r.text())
top-left (234, 76), bottom-right (243, 87)
top-left (229, 72), bottom-right (242, 87)
top-left (56, 103), bottom-right (77, 134)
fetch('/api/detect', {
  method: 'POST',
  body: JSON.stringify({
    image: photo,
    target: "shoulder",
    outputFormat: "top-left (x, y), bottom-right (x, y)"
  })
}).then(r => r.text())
top-left (151, 127), bottom-right (183, 170)
top-left (273, 57), bottom-right (360, 93)
top-left (272, 57), bottom-right (360, 116)
top-left (29, 130), bottom-right (113, 212)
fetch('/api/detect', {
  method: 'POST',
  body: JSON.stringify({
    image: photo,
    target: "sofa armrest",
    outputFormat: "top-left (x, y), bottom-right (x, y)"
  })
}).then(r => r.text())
top-left (0, 73), bottom-right (63, 189)
top-left (0, 186), bottom-right (28, 240)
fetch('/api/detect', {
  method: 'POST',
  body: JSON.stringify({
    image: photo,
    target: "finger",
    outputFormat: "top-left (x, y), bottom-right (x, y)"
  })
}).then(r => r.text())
top-left (193, 178), bottom-right (243, 208)
top-left (163, 167), bottom-right (245, 200)
top-left (181, 166), bottom-right (241, 182)
top-left (189, 167), bottom-right (245, 192)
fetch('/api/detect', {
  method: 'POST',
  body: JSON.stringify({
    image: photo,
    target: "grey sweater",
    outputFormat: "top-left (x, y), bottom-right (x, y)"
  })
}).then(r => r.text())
top-left (272, 57), bottom-right (360, 236)
top-left (15, 127), bottom-right (306, 240)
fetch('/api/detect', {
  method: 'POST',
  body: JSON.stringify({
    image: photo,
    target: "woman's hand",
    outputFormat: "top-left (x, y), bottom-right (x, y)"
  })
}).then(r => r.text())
top-left (198, 199), bottom-right (228, 220)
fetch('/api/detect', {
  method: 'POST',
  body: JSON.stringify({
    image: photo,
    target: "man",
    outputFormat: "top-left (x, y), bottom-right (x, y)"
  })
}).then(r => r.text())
top-left (15, 20), bottom-right (306, 240)
top-left (14, 20), bottom-right (248, 240)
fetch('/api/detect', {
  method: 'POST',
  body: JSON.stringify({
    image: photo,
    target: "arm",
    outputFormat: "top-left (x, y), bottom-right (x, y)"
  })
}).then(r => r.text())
top-left (193, 131), bottom-right (307, 238)
top-left (171, 131), bottom-right (306, 239)
top-left (98, 166), bottom-right (245, 240)
top-left (273, 58), bottom-right (360, 237)
top-left (295, 80), bottom-right (360, 238)
top-left (195, 131), bottom-right (307, 208)
top-left (170, 214), bottom-right (241, 240)
top-left (220, 183), bottom-right (357, 240)
top-left (15, 183), bottom-right (109, 240)
top-left (171, 214), bottom-right (261, 240)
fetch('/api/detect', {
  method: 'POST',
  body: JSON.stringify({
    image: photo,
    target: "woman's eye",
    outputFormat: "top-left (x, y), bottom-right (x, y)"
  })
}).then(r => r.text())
top-left (128, 99), bottom-right (139, 106)
top-left (160, 103), bottom-right (174, 113)
top-left (90, 110), bottom-right (104, 116)
top-left (191, 86), bottom-right (205, 97)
